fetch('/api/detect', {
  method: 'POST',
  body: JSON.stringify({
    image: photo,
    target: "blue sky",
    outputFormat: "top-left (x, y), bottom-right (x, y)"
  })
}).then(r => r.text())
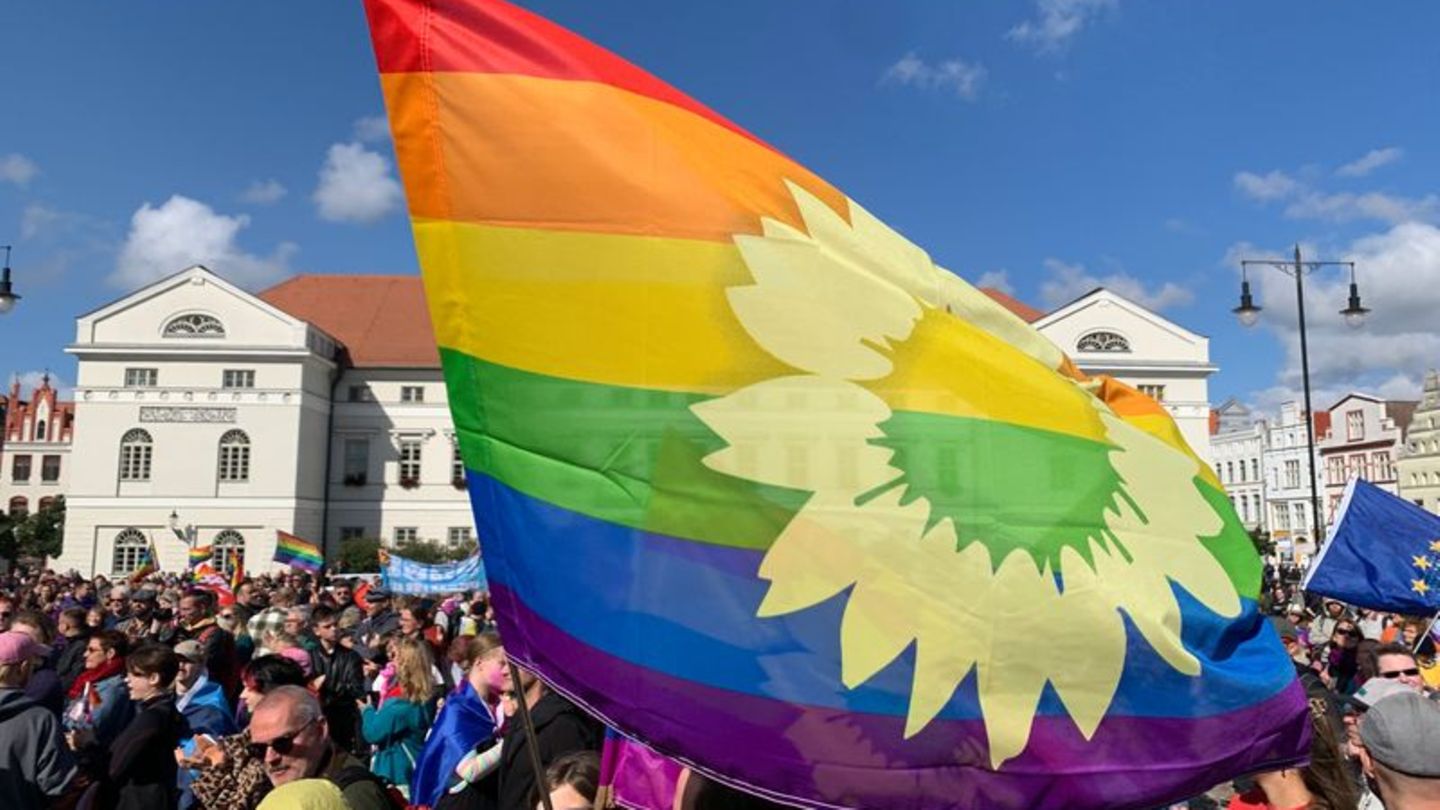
top-left (4, 0), bottom-right (1440, 414)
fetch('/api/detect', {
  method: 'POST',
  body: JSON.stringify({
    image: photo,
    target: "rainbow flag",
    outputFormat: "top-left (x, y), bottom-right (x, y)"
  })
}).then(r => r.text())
top-left (273, 530), bottom-right (323, 573)
top-left (188, 544), bottom-right (213, 569)
top-left (364, 2), bottom-right (1309, 807)
top-left (129, 539), bottom-right (158, 584)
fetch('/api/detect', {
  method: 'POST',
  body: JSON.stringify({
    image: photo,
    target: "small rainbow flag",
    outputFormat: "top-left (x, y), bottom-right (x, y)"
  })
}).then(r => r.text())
top-left (363, 1), bottom-right (1309, 807)
top-left (128, 539), bottom-right (158, 584)
top-left (273, 530), bottom-right (323, 573)
top-left (188, 544), bottom-right (213, 569)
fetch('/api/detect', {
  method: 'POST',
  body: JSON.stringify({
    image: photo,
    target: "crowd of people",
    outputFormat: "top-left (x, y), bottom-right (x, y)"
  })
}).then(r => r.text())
top-left (0, 566), bottom-right (1437, 810)
top-left (0, 568), bottom-right (610, 810)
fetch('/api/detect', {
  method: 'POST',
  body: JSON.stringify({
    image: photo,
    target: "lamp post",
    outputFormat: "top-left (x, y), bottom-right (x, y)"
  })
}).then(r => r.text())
top-left (1234, 245), bottom-right (1370, 553)
top-left (0, 246), bottom-right (19, 314)
top-left (168, 509), bottom-right (195, 546)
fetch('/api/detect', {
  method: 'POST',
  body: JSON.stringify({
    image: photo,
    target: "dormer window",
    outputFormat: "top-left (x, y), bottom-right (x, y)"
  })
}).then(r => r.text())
top-left (163, 313), bottom-right (226, 337)
top-left (1076, 331), bottom-right (1130, 353)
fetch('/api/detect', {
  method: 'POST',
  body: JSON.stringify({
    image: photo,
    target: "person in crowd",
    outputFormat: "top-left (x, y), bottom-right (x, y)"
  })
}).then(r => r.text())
top-left (331, 582), bottom-right (356, 614)
top-left (285, 606), bottom-right (320, 652)
top-left (87, 645), bottom-right (187, 810)
top-left (256, 779), bottom-right (354, 810)
top-left (250, 685), bottom-right (395, 810)
top-left (414, 632), bottom-right (510, 810)
top-left (121, 589), bottom-right (177, 646)
top-left (56, 606), bottom-right (93, 690)
top-left (362, 636), bottom-right (437, 799)
top-left (248, 600), bottom-right (292, 659)
top-left (1370, 641), bottom-right (1427, 690)
top-left (86, 606), bottom-right (107, 631)
top-left (66, 629), bottom-right (135, 752)
top-left (11, 608), bottom-right (66, 715)
top-left (104, 586), bottom-right (130, 629)
top-left (357, 589), bottom-right (401, 652)
top-left (175, 640), bottom-right (237, 739)
top-left (177, 591), bottom-right (240, 701)
top-left (532, 750), bottom-right (599, 810)
top-left (1317, 617), bottom-right (1363, 694)
top-left (496, 665), bottom-right (602, 810)
top-left (1227, 694), bottom-right (1358, 810)
top-left (0, 629), bottom-right (80, 806)
top-left (188, 655), bottom-right (309, 810)
top-left (1356, 638), bottom-right (1382, 685)
top-left (311, 605), bottom-right (367, 755)
top-left (399, 599), bottom-right (446, 663)
top-left (1312, 600), bottom-right (1348, 645)
top-left (1356, 691), bottom-right (1440, 809)
top-left (1356, 608), bottom-right (1388, 642)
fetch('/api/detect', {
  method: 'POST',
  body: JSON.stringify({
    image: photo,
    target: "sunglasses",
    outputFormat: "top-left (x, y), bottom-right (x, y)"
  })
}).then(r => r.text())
top-left (1335, 628), bottom-right (1358, 637)
top-left (248, 717), bottom-right (317, 760)
top-left (1380, 668), bottom-right (1421, 679)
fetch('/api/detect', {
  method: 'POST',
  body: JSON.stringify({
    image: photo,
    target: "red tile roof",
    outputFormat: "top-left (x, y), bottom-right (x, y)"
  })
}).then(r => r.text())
top-left (259, 275), bottom-right (440, 368)
top-left (980, 288), bottom-right (1046, 323)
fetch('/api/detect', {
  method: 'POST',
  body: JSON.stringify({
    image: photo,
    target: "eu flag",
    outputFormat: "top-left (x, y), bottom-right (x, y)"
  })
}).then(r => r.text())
top-left (1304, 478), bottom-right (1440, 614)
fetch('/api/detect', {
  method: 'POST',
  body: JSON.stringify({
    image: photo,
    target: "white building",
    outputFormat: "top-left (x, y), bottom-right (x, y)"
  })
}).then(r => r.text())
top-left (1398, 369), bottom-right (1440, 513)
top-left (58, 266), bottom-right (473, 577)
top-left (0, 375), bottom-right (74, 520)
top-left (1210, 400), bottom-right (1266, 532)
top-left (1029, 288), bottom-right (1217, 462)
top-left (1262, 402), bottom-right (1327, 566)
top-left (1318, 393), bottom-right (1415, 523)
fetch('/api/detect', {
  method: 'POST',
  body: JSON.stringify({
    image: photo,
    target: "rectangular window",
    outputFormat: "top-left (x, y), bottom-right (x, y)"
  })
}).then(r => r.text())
top-left (342, 438), bottom-right (370, 486)
top-left (1226, 462), bottom-right (1235, 483)
top-left (1326, 456), bottom-right (1346, 485)
top-left (1285, 460), bottom-right (1300, 489)
top-left (34, 420), bottom-right (46, 441)
top-left (1274, 505), bottom-right (1290, 530)
top-left (120, 444), bottom-right (152, 482)
top-left (400, 385), bottom-right (425, 403)
top-left (394, 527), bottom-right (418, 543)
top-left (447, 526), bottom-right (473, 546)
top-left (124, 368), bottom-right (158, 387)
top-left (1293, 503), bottom-right (1307, 531)
top-left (1251, 459), bottom-right (1260, 481)
top-left (1137, 384), bottom-right (1166, 402)
top-left (218, 444), bottom-right (250, 482)
top-left (1349, 453), bottom-right (1367, 480)
top-left (40, 455), bottom-right (60, 482)
top-left (452, 443), bottom-right (465, 484)
top-left (11, 455), bottom-right (31, 482)
top-left (399, 440), bottom-right (422, 485)
top-left (1346, 410), bottom-right (1364, 442)
top-left (347, 385), bottom-right (373, 402)
top-left (222, 369), bottom-right (256, 389)
top-left (340, 526), bottom-right (366, 542)
top-left (1372, 451), bottom-right (1393, 480)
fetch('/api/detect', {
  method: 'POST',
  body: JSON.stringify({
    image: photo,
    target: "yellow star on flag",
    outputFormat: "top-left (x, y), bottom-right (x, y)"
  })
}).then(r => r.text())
top-left (1415, 579), bottom-right (1432, 596)
top-left (1418, 555), bottom-right (1434, 571)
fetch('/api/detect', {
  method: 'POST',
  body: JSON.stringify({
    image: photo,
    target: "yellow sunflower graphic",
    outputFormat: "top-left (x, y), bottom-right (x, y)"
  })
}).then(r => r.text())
top-left (691, 182), bottom-right (1241, 768)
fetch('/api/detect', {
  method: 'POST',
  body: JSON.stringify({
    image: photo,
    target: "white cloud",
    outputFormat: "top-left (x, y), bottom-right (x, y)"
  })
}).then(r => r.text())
top-left (1235, 222), bottom-right (1440, 409)
top-left (0, 153), bottom-right (39, 186)
top-left (1284, 190), bottom-right (1440, 225)
top-left (239, 179), bottom-right (287, 205)
top-left (1335, 147), bottom-right (1402, 178)
top-left (112, 195), bottom-right (296, 290)
top-left (1039, 258), bottom-right (1193, 312)
top-left (313, 142), bottom-right (404, 224)
top-left (6, 370), bottom-right (73, 399)
top-left (1007, 0), bottom-right (1116, 53)
top-left (1234, 170), bottom-right (1300, 202)
top-left (974, 270), bottom-right (1014, 294)
top-left (352, 115), bottom-right (392, 143)
top-left (881, 53), bottom-right (987, 101)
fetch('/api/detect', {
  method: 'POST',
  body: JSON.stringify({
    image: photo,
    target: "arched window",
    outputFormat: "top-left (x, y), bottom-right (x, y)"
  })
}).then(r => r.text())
top-left (6, 496), bottom-right (27, 518)
top-left (163, 313), bottom-right (225, 337)
top-left (119, 429), bottom-right (153, 481)
top-left (212, 530), bottom-right (245, 576)
top-left (1076, 331), bottom-right (1131, 353)
top-left (217, 430), bottom-right (251, 482)
top-left (37, 497), bottom-right (54, 512)
top-left (112, 528), bottom-right (148, 575)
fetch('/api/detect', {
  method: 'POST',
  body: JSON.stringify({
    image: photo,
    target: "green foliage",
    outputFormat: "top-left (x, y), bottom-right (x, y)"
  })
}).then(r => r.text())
top-left (392, 537), bottom-right (478, 565)
top-left (334, 536), bottom-right (382, 573)
top-left (9, 497), bottom-right (65, 561)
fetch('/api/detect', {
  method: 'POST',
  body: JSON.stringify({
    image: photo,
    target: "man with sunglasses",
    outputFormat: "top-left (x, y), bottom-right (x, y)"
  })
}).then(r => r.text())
top-left (249, 685), bottom-right (394, 810)
top-left (1372, 642), bottom-right (1428, 691)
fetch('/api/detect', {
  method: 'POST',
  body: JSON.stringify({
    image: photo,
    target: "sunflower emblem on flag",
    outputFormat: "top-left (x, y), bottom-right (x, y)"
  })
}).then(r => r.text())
top-left (692, 182), bottom-right (1243, 767)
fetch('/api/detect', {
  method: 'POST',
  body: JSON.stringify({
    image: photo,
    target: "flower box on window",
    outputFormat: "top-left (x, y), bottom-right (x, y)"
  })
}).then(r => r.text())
top-left (399, 476), bottom-right (421, 490)
top-left (451, 476), bottom-right (466, 490)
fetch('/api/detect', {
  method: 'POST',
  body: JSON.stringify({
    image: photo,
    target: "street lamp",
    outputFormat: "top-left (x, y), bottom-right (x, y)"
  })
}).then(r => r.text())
top-left (0, 246), bottom-right (19, 315)
top-left (1234, 245), bottom-right (1369, 549)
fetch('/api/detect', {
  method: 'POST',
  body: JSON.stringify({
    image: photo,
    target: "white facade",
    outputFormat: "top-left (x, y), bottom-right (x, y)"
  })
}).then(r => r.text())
top-left (1032, 288), bottom-right (1216, 462)
top-left (1262, 401), bottom-right (1325, 565)
top-left (58, 266), bottom-right (474, 577)
top-left (1398, 370), bottom-right (1440, 513)
top-left (1210, 400), bottom-right (1266, 532)
top-left (1317, 394), bottom-right (1412, 523)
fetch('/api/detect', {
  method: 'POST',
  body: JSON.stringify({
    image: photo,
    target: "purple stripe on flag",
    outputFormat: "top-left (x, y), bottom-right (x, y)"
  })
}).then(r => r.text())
top-left (493, 584), bottom-right (1310, 810)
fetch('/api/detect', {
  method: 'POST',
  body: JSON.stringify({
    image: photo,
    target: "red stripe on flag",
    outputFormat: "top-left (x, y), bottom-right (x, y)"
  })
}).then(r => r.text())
top-left (362, 0), bottom-right (774, 153)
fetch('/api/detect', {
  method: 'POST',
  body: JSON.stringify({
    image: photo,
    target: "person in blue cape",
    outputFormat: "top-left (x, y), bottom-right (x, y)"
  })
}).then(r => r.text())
top-left (411, 632), bottom-right (509, 810)
top-left (173, 639), bottom-right (237, 810)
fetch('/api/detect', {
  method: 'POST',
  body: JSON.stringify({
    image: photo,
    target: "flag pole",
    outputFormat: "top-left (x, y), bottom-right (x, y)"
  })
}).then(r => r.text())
top-left (507, 660), bottom-right (556, 810)
top-left (1415, 609), bottom-right (1440, 655)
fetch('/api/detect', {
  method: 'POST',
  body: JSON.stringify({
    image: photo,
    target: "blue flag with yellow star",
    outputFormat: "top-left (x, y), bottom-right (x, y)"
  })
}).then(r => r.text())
top-left (1305, 478), bottom-right (1440, 615)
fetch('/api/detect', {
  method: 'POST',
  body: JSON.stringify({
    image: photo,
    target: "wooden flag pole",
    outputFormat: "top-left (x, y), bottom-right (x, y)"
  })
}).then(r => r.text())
top-left (507, 660), bottom-right (555, 810)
